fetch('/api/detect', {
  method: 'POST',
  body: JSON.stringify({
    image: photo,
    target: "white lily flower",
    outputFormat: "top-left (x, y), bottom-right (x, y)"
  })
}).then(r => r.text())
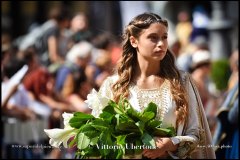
top-left (44, 112), bottom-right (76, 148)
top-left (62, 112), bottom-right (74, 127)
top-left (84, 89), bottom-right (109, 117)
top-left (44, 126), bottom-right (78, 148)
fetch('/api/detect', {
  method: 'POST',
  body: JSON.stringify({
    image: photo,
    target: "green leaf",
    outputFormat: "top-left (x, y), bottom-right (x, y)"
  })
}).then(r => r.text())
top-left (99, 111), bottom-right (114, 123)
top-left (117, 96), bottom-right (125, 106)
top-left (116, 121), bottom-right (139, 133)
top-left (102, 102), bottom-right (125, 120)
top-left (116, 135), bottom-right (127, 146)
top-left (146, 119), bottom-right (161, 129)
top-left (135, 121), bottom-right (145, 135)
top-left (125, 132), bottom-right (141, 142)
top-left (134, 139), bottom-right (143, 154)
top-left (90, 136), bottom-right (99, 145)
top-left (126, 106), bottom-right (142, 122)
top-left (140, 111), bottom-right (155, 122)
top-left (143, 102), bottom-right (157, 115)
top-left (76, 150), bottom-right (86, 159)
top-left (69, 112), bottom-right (94, 128)
top-left (115, 148), bottom-right (124, 159)
top-left (152, 127), bottom-right (175, 137)
top-left (166, 126), bottom-right (176, 136)
top-left (102, 104), bottom-right (116, 114)
top-left (82, 146), bottom-right (101, 158)
top-left (142, 133), bottom-right (156, 148)
top-left (73, 112), bottom-right (94, 119)
top-left (114, 106), bottom-right (124, 114)
top-left (80, 124), bottom-right (100, 138)
top-left (99, 131), bottom-right (112, 156)
top-left (77, 133), bottom-right (90, 149)
top-left (91, 119), bottom-right (109, 131)
top-left (118, 114), bottom-right (130, 123)
top-left (115, 114), bottom-right (120, 126)
top-left (69, 118), bottom-right (86, 128)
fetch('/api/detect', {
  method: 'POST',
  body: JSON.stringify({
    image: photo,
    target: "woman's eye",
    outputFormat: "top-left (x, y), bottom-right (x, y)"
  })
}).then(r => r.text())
top-left (163, 36), bottom-right (168, 40)
top-left (150, 36), bottom-right (158, 41)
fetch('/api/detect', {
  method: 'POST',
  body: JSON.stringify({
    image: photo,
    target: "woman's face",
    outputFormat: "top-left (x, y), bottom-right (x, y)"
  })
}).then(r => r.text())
top-left (132, 23), bottom-right (168, 61)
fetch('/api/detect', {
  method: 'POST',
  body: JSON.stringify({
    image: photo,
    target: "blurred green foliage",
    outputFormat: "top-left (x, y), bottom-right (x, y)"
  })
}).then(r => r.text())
top-left (210, 59), bottom-right (231, 91)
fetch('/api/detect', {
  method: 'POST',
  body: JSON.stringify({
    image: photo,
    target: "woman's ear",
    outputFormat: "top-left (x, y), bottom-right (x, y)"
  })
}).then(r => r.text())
top-left (130, 36), bottom-right (138, 48)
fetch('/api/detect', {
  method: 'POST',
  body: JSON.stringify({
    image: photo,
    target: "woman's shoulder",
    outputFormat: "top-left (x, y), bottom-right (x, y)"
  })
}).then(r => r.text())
top-left (102, 74), bottom-right (119, 85)
top-left (99, 74), bottom-right (119, 99)
top-left (179, 70), bottom-right (190, 81)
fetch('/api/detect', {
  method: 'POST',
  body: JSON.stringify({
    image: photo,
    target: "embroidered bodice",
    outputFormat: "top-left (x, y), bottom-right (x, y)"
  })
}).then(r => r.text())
top-left (128, 80), bottom-right (177, 128)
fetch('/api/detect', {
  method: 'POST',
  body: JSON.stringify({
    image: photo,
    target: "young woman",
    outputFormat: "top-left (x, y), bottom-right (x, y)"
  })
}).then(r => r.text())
top-left (98, 12), bottom-right (215, 159)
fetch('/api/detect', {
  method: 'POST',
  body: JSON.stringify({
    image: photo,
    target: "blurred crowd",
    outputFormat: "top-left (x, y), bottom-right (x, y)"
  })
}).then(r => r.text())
top-left (1, 5), bottom-right (238, 159)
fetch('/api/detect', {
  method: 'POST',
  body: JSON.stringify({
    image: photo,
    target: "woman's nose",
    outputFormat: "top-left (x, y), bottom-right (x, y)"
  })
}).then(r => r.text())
top-left (157, 40), bottom-right (164, 47)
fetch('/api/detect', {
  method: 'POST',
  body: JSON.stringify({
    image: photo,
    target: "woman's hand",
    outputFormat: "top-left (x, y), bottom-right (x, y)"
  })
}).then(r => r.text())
top-left (142, 137), bottom-right (178, 159)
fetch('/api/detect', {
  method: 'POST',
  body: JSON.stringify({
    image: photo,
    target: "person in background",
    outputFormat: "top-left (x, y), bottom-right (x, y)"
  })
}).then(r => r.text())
top-left (53, 40), bottom-right (93, 117)
top-left (175, 11), bottom-right (192, 53)
top-left (70, 12), bottom-right (93, 44)
top-left (190, 50), bottom-right (212, 108)
top-left (55, 41), bottom-right (93, 98)
top-left (2, 57), bottom-right (36, 121)
top-left (227, 49), bottom-right (238, 91)
top-left (1, 57), bottom-right (39, 159)
top-left (213, 81), bottom-right (238, 159)
top-left (190, 50), bottom-right (218, 136)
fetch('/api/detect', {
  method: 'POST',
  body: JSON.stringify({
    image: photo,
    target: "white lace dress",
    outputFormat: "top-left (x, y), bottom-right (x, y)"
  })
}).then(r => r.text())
top-left (97, 72), bottom-right (216, 159)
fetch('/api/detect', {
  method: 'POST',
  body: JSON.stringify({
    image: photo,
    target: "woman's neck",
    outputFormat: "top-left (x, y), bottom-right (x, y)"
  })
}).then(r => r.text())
top-left (135, 60), bottom-right (161, 78)
top-left (131, 60), bottom-right (163, 89)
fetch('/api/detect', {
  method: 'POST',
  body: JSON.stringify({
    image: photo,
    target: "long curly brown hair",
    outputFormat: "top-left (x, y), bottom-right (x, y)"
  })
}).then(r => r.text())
top-left (112, 12), bottom-right (188, 124)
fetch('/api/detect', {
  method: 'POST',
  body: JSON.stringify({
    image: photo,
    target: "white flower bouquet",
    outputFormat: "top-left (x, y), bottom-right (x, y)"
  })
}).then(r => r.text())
top-left (44, 89), bottom-right (176, 159)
